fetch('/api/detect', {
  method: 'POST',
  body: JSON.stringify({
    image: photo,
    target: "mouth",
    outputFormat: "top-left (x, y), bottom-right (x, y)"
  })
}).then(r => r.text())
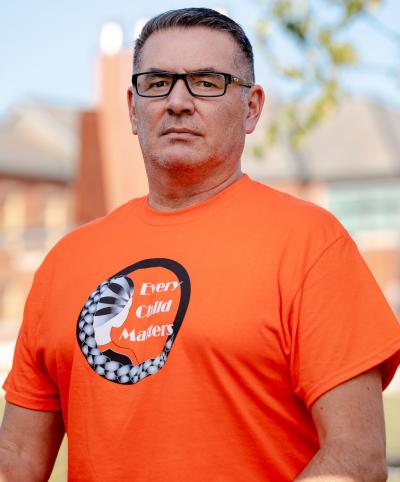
top-left (162, 128), bottom-right (202, 136)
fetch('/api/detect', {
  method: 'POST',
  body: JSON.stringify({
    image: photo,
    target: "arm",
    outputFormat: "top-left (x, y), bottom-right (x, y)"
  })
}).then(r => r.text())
top-left (0, 401), bottom-right (65, 481)
top-left (295, 367), bottom-right (387, 482)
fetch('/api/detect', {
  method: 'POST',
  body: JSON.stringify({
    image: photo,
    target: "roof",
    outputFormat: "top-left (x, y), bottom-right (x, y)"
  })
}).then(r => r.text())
top-left (243, 97), bottom-right (400, 183)
top-left (0, 100), bottom-right (79, 182)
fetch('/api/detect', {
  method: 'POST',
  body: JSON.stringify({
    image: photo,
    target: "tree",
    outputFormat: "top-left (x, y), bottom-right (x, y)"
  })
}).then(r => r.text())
top-left (254, 0), bottom-right (400, 149)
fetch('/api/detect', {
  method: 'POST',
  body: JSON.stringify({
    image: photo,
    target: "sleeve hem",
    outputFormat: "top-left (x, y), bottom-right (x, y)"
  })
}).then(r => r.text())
top-left (4, 389), bottom-right (62, 412)
top-left (303, 338), bottom-right (400, 410)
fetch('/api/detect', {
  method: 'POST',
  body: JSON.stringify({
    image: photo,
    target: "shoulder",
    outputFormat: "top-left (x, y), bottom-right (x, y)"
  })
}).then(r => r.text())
top-left (37, 196), bottom-right (144, 273)
top-left (61, 196), bottom-right (142, 244)
top-left (245, 177), bottom-right (336, 220)
top-left (240, 175), bottom-right (348, 246)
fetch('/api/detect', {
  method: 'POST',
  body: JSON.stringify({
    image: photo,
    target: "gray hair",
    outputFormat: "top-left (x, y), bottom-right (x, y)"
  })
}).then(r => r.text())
top-left (133, 8), bottom-right (255, 82)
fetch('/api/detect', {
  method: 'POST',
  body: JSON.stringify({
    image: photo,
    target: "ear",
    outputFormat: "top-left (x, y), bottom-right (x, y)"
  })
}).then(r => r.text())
top-left (127, 86), bottom-right (138, 135)
top-left (245, 85), bottom-right (265, 135)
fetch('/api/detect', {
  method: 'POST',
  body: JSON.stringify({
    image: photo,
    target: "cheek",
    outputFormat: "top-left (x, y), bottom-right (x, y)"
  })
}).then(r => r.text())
top-left (136, 116), bottom-right (157, 144)
top-left (217, 98), bottom-right (246, 124)
top-left (136, 103), bottom-right (159, 130)
top-left (216, 108), bottom-right (246, 138)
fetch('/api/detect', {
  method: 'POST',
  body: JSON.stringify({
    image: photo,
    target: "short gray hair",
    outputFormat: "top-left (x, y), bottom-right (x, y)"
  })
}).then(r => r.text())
top-left (133, 8), bottom-right (255, 82)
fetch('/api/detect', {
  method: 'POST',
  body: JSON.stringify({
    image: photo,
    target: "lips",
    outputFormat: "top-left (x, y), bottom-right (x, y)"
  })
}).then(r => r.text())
top-left (162, 127), bottom-right (202, 136)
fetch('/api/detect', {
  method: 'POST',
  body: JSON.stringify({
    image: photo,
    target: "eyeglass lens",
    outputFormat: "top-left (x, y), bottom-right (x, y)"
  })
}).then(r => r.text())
top-left (136, 73), bottom-right (226, 96)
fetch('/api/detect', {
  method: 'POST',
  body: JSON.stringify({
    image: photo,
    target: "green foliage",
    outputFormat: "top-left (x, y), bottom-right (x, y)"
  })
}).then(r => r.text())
top-left (265, 121), bottom-right (279, 145)
top-left (252, 144), bottom-right (265, 160)
top-left (329, 43), bottom-right (358, 64)
top-left (254, 0), bottom-right (400, 150)
top-left (284, 19), bottom-right (309, 43)
top-left (339, 0), bottom-right (381, 18)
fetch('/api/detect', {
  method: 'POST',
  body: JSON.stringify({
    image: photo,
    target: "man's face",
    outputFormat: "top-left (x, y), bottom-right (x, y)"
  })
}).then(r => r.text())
top-left (127, 27), bottom-right (263, 173)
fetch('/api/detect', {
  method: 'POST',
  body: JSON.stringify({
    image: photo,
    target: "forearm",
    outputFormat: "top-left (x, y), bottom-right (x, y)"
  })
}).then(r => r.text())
top-left (0, 402), bottom-right (65, 481)
top-left (0, 439), bottom-right (44, 482)
top-left (294, 440), bottom-right (387, 482)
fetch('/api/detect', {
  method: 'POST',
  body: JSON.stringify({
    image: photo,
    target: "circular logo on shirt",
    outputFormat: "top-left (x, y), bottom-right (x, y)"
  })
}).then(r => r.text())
top-left (76, 258), bottom-right (191, 385)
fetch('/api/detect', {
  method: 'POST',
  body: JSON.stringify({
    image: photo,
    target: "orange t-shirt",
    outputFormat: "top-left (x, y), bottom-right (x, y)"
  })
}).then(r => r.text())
top-left (4, 174), bottom-right (400, 481)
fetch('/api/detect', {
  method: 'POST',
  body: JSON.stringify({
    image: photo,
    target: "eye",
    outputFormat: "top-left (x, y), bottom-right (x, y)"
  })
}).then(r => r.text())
top-left (151, 80), bottom-right (167, 88)
top-left (189, 73), bottom-right (225, 92)
top-left (141, 74), bottom-right (172, 92)
top-left (199, 80), bottom-right (216, 88)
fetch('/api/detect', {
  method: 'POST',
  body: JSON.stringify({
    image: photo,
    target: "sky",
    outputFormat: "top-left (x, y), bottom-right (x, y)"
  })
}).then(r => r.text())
top-left (1, 0), bottom-right (400, 118)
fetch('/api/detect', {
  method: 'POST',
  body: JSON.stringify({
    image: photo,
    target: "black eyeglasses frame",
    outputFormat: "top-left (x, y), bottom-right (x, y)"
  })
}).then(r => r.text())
top-left (131, 71), bottom-right (253, 98)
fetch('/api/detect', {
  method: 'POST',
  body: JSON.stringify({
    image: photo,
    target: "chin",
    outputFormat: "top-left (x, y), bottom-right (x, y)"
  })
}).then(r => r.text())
top-left (154, 154), bottom-right (213, 172)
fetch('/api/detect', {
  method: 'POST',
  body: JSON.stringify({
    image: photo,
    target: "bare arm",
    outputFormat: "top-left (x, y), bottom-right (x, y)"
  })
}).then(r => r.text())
top-left (295, 367), bottom-right (387, 482)
top-left (0, 401), bottom-right (65, 481)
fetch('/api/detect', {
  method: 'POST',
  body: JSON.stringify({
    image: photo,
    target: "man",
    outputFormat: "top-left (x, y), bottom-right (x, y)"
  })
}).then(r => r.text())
top-left (1, 7), bottom-right (400, 481)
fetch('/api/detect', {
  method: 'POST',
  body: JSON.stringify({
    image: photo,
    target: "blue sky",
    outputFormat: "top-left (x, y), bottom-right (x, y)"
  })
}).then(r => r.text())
top-left (1, 0), bottom-right (399, 117)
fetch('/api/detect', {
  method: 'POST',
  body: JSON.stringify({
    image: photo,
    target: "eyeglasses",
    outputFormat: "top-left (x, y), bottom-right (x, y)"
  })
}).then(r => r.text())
top-left (132, 71), bottom-right (253, 98)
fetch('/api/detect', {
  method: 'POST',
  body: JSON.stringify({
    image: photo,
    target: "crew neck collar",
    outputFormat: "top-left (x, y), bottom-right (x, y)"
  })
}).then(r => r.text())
top-left (138, 173), bottom-right (250, 226)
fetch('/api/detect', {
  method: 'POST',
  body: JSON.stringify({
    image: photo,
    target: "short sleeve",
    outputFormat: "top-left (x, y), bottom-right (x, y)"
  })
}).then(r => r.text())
top-left (289, 234), bottom-right (400, 410)
top-left (2, 255), bottom-right (61, 411)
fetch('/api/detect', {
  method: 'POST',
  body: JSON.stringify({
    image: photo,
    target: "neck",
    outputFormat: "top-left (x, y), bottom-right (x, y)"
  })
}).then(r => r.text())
top-left (146, 163), bottom-right (243, 212)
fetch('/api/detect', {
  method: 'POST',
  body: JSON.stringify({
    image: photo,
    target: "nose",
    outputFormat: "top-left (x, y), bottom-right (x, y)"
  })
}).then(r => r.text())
top-left (165, 78), bottom-right (195, 115)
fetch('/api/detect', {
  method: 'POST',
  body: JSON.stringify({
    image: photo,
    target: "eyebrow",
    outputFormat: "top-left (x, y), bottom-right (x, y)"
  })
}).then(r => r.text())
top-left (143, 66), bottom-right (222, 73)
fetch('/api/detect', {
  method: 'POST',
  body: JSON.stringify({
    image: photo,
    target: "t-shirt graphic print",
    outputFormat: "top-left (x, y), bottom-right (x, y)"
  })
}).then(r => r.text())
top-left (76, 258), bottom-right (191, 384)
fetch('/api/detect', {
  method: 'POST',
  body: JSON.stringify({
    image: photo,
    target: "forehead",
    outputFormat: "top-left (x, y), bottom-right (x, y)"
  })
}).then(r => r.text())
top-left (138, 27), bottom-right (241, 73)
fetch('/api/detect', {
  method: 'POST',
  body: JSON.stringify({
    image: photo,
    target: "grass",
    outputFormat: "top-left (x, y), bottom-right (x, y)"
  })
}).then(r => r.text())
top-left (386, 395), bottom-right (400, 453)
top-left (385, 395), bottom-right (400, 482)
top-left (49, 437), bottom-right (67, 482)
top-left (0, 395), bottom-right (399, 481)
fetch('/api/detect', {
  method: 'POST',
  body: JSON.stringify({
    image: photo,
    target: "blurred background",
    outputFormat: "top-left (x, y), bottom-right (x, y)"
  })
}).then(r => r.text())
top-left (0, 0), bottom-right (399, 480)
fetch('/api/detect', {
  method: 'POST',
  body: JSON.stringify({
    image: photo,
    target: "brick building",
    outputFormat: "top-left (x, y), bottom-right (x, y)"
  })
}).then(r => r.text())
top-left (0, 102), bottom-right (78, 334)
top-left (1, 47), bottom-right (399, 343)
